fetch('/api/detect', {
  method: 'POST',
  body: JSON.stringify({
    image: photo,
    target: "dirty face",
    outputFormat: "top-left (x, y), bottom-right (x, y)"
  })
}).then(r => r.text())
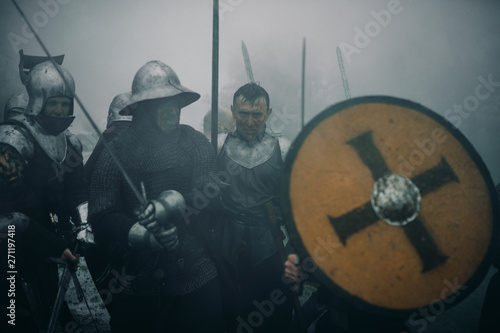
top-left (231, 96), bottom-right (271, 140)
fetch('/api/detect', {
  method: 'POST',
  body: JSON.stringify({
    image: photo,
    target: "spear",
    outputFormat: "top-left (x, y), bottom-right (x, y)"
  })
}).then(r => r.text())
top-left (211, 0), bottom-right (219, 152)
top-left (301, 37), bottom-right (306, 129)
top-left (336, 46), bottom-right (351, 99)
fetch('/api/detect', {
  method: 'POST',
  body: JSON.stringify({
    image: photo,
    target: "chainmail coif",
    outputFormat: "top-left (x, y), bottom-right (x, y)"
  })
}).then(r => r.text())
top-left (89, 114), bottom-right (217, 296)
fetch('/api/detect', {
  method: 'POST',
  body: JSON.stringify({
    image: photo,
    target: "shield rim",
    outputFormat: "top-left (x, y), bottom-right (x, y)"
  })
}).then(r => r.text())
top-left (282, 95), bottom-right (499, 317)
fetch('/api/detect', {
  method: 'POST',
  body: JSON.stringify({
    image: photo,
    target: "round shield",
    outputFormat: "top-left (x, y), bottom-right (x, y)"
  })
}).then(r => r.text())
top-left (283, 96), bottom-right (499, 317)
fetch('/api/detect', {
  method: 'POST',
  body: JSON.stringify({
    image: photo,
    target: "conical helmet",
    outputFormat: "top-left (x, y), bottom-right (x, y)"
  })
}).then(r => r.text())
top-left (121, 60), bottom-right (200, 114)
top-left (25, 61), bottom-right (75, 116)
top-left (107, 92), bottom-right (133, 128)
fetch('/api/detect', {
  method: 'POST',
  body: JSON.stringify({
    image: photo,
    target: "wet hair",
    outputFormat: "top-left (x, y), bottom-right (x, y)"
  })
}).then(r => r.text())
top-left (232, 83), bottom-right (270, 110)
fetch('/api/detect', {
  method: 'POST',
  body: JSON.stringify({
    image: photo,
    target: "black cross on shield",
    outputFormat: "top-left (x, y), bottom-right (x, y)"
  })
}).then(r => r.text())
top-left (283, 96), bottom-right (497, 316)
top-left (329, 130), bottom-right (457, 272)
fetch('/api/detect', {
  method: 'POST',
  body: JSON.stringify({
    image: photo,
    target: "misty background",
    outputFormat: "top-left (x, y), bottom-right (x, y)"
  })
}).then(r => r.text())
top-left (1, 0), bottom-right (499, 184)
top-left (1, 1), bottom-right (499, 332)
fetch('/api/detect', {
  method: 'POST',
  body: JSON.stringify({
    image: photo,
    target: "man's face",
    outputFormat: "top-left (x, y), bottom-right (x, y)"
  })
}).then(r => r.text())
top-left (147, 97), bottom-right (181, 135)
top-left (231, 96), bottom-right (271, 140)
top-left (43, 97), bottom-right (72, 117)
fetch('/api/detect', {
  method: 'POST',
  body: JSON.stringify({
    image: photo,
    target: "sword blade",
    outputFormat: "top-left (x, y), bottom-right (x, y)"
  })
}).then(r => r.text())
top-left (241, 40), bottom-right (255, 83)
top-left (336, 46), bottom-right (351, 99)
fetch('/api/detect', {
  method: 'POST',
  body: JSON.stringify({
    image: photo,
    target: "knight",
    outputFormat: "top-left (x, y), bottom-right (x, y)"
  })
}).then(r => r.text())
top-left (0, 60), bottom-right (91, 332)
top-left (214, 82), bottom-right (294, 332)
top-left (88, 60), bottom-right (225, 332)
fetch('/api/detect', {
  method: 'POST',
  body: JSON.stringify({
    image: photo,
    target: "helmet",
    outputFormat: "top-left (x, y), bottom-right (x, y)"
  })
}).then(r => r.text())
top-left (203, 107), bottom-right (236, 139)
top-left (18, 49), bottom-right (65, 86)
top-left (4, 91), bottom-right (29, 120)
top-left (121, 60), bottom-right (200, 114)
top-left (107, 92), bottom-right (133, 128)
top-left (25, 61), bottom-right (75, 117)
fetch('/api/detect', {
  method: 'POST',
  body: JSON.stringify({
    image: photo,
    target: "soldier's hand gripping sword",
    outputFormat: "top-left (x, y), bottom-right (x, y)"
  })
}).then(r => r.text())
top-left (128, 187), bottom-right (185, 268)
top-left (47, 242), bottom-right (100, 333)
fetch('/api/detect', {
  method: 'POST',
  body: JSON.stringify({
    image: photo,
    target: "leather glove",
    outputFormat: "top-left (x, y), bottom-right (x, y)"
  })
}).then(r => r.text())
top-left (151, 223), bottom-right (179, 251)
top-left (137, 203), bottom-right (160, 233)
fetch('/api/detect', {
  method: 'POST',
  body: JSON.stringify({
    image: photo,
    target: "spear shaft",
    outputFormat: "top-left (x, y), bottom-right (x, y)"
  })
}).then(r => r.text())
top-left (301, 38), bottom-right (306, 129)
top-left (211, 0), bottom-right (219, 152)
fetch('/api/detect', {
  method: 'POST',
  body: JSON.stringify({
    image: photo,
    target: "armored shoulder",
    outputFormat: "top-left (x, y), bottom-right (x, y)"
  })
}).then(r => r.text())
top-left (65, 131), bottom-right (83, 155)
top-left (277, 136), bottom-right (291, 161)
top-left (217, 133), bottom-right (229, 155)
top-left (0, 123), bottom-right (34, 160)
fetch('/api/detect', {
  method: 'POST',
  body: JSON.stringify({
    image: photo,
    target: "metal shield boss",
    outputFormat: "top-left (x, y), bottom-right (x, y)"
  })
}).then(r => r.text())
top-left (283, 96), bottom-right (499, 316)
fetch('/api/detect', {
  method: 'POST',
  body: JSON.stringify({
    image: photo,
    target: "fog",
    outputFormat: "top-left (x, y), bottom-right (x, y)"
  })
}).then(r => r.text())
top-left (1, 0), bottom-right (499, 182)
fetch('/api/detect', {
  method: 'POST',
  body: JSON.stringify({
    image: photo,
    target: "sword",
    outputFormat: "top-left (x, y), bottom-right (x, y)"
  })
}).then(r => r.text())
top-left (336, 46), bottom-right (351, 99)
top-left (241, 40), bottom-right (255, 83)
top-left (47, 243), bottom-right (100, 333)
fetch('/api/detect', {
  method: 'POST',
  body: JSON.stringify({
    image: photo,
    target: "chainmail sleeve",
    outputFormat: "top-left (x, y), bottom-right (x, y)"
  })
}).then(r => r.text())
top-left (88, 146), bottom-right (134, 248)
